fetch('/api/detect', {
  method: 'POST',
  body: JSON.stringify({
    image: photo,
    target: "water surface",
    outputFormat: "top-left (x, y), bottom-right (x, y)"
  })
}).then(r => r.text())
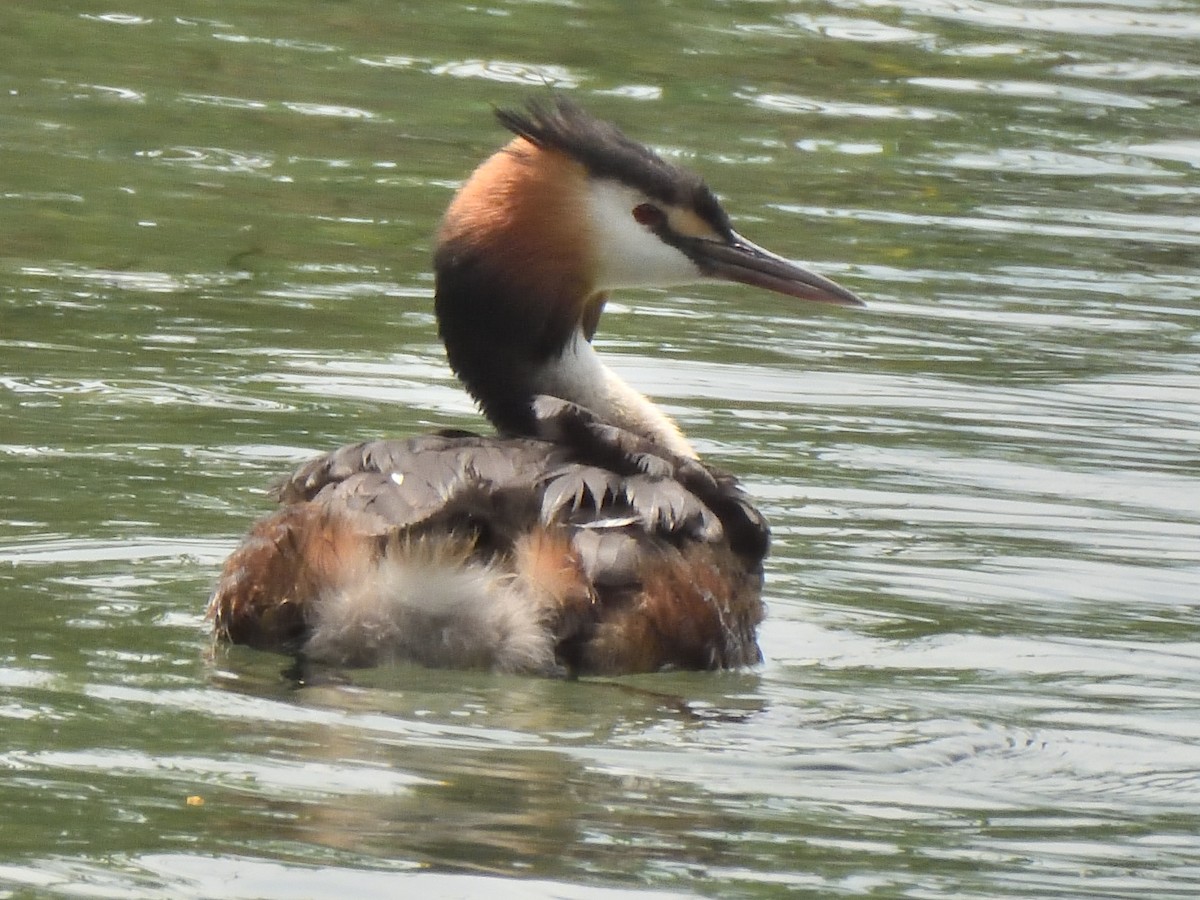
top-left (2, 1), bottom-right (1198, 897)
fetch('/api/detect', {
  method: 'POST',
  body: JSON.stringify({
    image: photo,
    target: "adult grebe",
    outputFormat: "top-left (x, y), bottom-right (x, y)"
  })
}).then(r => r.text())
top-left (209, 98), bottom-right (863, 676)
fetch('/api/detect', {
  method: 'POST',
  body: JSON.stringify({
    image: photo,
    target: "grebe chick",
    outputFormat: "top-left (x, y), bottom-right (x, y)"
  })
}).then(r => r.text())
top-left (209, 97), bottom-right (864, 677)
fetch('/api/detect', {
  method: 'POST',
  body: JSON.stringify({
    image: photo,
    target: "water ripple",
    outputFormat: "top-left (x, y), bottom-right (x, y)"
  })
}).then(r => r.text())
top-left (931, 147), bottom-right (1172, 177)
top-left (19, 264), bottom-right (247, 293)
top-left (0, 855), bottom-right (680, 900)
top-left (1055, 60), bottom-right (1200, 80)
top-left (909, 76), bottom-right (1159, 109)
top-left (281, 102), bottom-right (377, 120)
top-left (2, 747), bottom-right (432, 797)
top-left (135, 145), bottom-right (275, 174)
top-left (782, 14), bottom-right (932, 42)
top-left (1, 376), bottom-right (289, 412)
top-left (746, 91), bottom-right (947, 121)
top-left (835, 0), bottom-right (1200, 39)
top-left (775, 203), bottom-right (1200, 245)
top-left (0, 537), bottom-right (229, 566)
top-left (429, 59), bottom-right (580, 87)
top-left (1089, 139), bottom-right (1200, 168)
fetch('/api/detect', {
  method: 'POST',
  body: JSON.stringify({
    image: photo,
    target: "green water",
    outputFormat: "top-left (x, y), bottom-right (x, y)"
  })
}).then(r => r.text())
top-left (3, 1), bottom-right (1198, 897)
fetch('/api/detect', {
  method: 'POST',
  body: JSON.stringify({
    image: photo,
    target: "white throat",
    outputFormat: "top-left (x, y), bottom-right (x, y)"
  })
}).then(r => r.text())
top-left (533, 328), bottom-right (696, 460)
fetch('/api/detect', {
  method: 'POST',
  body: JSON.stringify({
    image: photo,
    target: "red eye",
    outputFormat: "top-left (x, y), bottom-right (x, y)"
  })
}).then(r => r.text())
top-left (632, 203), bottom-right (665, 228)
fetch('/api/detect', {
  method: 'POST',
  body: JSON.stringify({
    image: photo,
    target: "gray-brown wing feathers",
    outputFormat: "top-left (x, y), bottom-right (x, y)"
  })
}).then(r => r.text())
top-left (268, 426), bottom-right (758, 566)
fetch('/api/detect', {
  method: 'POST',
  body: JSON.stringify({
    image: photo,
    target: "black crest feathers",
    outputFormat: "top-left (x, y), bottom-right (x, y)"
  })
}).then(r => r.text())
top-left (495, 97), bottom-right (731, 236)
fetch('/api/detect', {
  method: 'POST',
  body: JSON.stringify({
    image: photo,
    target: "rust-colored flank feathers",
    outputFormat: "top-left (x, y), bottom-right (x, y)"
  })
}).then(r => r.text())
top-left (209, 97), bottom-right (863, 676)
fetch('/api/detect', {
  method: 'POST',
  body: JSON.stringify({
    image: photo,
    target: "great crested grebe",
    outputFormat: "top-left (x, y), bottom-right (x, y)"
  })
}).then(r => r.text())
top-left (209, 97), bottom-right (863, 677)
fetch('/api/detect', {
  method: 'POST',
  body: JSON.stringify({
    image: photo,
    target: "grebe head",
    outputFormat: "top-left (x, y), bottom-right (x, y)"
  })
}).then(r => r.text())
top-left (433, 97), bottom-right (863, 443)
top-left (493, 99), bottom-right (865, 306)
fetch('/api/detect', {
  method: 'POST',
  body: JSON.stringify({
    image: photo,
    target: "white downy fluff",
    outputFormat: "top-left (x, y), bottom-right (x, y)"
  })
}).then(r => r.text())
top-left (303, 554), bottom-right (559, 674)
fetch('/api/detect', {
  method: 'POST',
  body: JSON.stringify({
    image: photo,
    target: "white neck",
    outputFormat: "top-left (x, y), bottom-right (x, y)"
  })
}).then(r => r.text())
top-left (533, 328), bottom-right (697, 460)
